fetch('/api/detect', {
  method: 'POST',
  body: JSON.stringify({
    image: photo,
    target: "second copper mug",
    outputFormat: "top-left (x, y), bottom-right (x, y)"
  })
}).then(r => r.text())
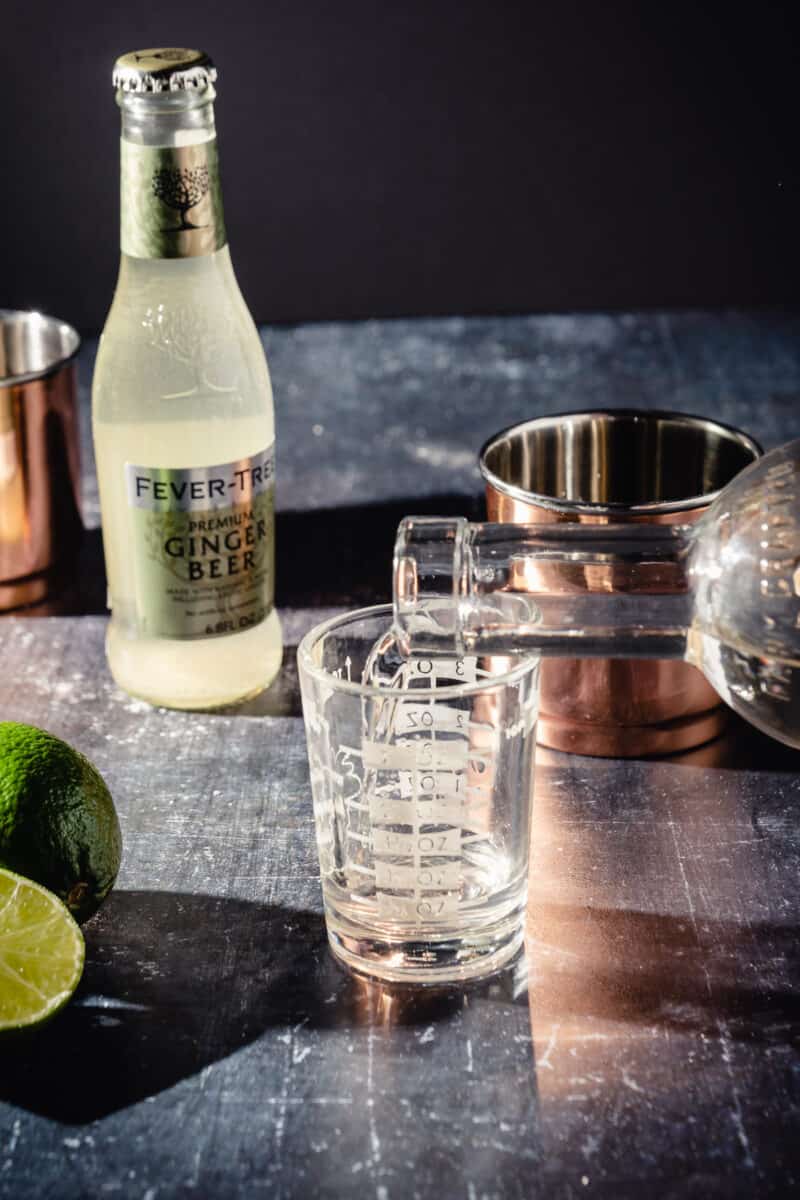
top-left (480, 410), bottom-right (762, 757)
top-left (0, 311), bottom-right (82, 610)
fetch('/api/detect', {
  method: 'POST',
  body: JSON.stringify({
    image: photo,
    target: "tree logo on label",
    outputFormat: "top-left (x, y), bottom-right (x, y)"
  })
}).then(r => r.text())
top-left (152, 164), bottom-right (210, 231)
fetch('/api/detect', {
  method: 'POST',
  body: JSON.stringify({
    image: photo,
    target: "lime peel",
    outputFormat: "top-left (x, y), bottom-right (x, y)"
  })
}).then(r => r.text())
top-left (0, 721), bottom-right (122, 924)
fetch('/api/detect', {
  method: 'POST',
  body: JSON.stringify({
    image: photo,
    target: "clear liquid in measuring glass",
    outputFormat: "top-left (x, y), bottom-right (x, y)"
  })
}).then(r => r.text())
top-left (323, 629), bottom-right (532, 981)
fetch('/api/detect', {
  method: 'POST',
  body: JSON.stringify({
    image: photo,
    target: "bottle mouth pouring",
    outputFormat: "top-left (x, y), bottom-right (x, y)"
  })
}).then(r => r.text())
top-left (392, 516), bottom-right (541, 657)
top-left (392, 513), bottom-right (695, 661)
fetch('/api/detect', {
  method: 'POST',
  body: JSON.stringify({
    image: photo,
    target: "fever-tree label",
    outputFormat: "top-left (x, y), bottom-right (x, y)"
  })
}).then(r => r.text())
top-left (124, 446), bottom-right (275, 639)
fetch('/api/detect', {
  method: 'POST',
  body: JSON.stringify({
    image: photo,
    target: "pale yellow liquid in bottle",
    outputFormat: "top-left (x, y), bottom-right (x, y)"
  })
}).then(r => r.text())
top-left (93, 248), bottom-right (282, 708)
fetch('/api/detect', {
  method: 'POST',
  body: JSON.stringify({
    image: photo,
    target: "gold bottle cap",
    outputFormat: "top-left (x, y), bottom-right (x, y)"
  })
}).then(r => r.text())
top-left (112, 48), bottom-right (217, 93)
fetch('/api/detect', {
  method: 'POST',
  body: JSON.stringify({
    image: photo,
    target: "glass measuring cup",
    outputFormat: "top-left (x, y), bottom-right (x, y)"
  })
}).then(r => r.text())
top-left (393, 438), bottom-right (800, 750)
top-left (298, 605), bottom-right (539, 983)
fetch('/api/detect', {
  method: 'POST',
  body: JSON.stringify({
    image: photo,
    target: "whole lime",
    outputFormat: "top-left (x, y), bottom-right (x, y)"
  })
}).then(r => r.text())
top-left (0, 722), bottom-right (122, 924)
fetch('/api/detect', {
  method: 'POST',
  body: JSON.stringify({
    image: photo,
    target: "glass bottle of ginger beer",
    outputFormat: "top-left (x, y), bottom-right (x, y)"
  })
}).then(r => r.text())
top-left (93, 48), bottom-right (282, 708)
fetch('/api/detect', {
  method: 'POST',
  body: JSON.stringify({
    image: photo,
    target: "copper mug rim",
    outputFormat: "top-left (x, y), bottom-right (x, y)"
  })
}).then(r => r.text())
top-left (478, 407), bottom-right (763, 756)
top-left (479, 408), bottom-right (763, 517)
top-left (0, 309), bottom-right (81, 390)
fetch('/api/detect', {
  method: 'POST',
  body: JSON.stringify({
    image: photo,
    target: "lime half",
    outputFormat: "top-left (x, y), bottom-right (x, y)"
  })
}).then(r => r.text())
top-left (0, 868), bottom-right (85, 1032)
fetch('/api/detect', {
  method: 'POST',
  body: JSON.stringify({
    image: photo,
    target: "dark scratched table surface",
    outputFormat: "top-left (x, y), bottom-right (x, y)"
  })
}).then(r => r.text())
top-left (2, 311), bottom-right (800, 1199)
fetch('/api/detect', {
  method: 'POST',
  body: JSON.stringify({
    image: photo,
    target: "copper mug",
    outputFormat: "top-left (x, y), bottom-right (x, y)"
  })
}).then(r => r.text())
top-left (480, 410), bottom-right (762, 757)
top-left (0, 311), bottom-right (82, 610)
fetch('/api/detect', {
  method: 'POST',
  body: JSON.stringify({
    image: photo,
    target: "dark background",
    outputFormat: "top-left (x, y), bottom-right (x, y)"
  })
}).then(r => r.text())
top-left (3, 0), bottom-right (798, 331)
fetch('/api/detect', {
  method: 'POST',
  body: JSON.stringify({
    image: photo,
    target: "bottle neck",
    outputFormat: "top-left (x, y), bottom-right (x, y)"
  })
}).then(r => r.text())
top-left (393, 517), bottom-right (697, 660)
top-left (117, 85), bottom-right (227, 260)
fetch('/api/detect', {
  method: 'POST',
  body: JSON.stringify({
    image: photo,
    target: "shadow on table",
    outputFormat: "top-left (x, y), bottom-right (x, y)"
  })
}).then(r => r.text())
top-left (8, 529), bottom-right (109, 618)
top-left (0, 891), bottom-right (326, 1124)
top-left (537, 713), bottom-right (800, 775)
top-left (222, 645), bottom-right (303, 717)
top-left (0, 888), bottom-right (520, 1126)
top-left (527, 902), bottom-right (800, 1046)
top-left (9, 491), bottom-right (482, 619)
top-left (663, 714), bottom-right (800, 773)
top-left (3, 889), bottom-right (795, 1127)
top-left (276, 492), bottom-right (482, 608)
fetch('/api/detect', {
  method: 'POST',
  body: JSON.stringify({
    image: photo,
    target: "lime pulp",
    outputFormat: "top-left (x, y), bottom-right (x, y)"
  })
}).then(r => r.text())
top-left (0, 867), bottom-right (85, 1032)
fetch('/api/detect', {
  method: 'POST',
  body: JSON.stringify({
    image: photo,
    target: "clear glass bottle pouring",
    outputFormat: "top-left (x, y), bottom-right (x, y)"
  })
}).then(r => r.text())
top-left (393, 439), bottom-right (800, 748)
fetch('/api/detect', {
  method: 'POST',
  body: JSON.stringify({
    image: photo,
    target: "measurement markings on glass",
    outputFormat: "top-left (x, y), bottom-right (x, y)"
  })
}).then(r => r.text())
top-left (402, 657), bottom-right (478, 681)
top-left (352, 655), bottom-right (503, 923)
top-left (375, 861), bottom-right (461, 890)
top-left (363, 742), bottom-right (492, 773)
top-left (372, 827), bottom-right (462, 857)
top-left (395, 703), bottom-right (468, 733)
top-left (376, 892), bottom-right (460, 920)
top-left (361, 739), bottom-right (480, 771)
top-left (370, 793), bottom-right (474, 826)
top-left (398, 770), bottom-right (463, 798)
top-left (369, 797), bottom-right (417, 825)
top-left (361, 654), bottom-right (494, 923)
